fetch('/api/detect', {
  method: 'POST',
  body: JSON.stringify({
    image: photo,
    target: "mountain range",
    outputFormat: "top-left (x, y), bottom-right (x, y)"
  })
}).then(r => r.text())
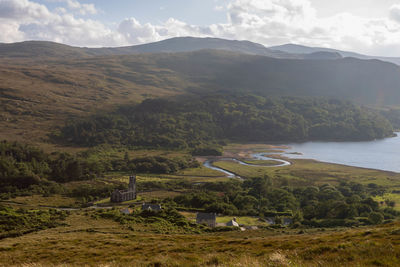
top-left (1, 36), bottom-right (400, 143)
top-left (2, 36), bottom-right (400, 65)
top-left (269, 43), bottom-right (400, 66)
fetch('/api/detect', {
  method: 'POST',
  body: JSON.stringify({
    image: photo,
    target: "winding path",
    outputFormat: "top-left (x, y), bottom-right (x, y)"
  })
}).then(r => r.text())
top-left (203, 152), bottom-right (291, 179)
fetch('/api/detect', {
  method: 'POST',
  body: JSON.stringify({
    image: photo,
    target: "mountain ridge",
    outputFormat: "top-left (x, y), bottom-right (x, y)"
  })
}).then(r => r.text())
top-left (269, 43), bottom-right (400, 66)
top-left (1, 37), bottom-right (399, 65)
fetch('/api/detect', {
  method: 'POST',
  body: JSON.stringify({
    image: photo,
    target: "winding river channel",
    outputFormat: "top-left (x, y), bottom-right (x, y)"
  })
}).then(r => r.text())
top-left (203, 153), bottom-right (291, 179)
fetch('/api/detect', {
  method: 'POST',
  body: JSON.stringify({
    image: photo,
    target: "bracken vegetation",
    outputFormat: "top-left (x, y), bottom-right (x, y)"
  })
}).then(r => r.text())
top-left (0, 206), bottom-right (68, 239)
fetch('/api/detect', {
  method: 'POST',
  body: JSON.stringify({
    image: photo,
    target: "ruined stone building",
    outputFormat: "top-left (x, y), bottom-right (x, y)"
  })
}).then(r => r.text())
top-left (110, 175), bottom-right (136, 202)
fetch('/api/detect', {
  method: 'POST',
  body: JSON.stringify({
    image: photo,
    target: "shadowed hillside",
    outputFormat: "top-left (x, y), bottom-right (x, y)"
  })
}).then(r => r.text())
top-left (154, 50), bottom-right (400, 105)
top-left (270, 43), bottom-right (400, 66)
top-left (1, 48), bottom-right (400, 144)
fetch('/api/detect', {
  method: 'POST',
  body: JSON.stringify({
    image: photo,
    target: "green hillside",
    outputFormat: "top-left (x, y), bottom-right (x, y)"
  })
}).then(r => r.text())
top-left (1, 48), bottom-right (400, 145)
top-left (59, 94), bottom-right (394, 149)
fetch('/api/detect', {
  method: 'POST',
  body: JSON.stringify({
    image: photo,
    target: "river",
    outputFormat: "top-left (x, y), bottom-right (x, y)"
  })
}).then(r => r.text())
top-left (203, 153), bottom-right (291, 178)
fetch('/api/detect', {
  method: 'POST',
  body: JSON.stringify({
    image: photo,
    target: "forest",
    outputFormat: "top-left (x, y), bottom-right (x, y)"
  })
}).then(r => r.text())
top-left (167, 177), bottom-right (398, 228)
top-left (59, 94), bottom-right (394, 149)
top-left (0, 141), bottom-right (196, 199)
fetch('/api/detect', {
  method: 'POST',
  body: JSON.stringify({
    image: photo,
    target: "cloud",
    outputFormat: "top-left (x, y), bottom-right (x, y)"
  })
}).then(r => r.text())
top-left (1, 0), bottom-right (400, 56)
top-left (117, 17), bottom-right (213, 45)
top-left (216, 0), bottom-right (400, 56)
top-left (65, 0), bottom-right (97, 15)
top-left (0, 0), bottom-right (51, 20)
top-left (0, 19), bottom-right (25, 42)
top-left (390, 4), bottom-right (400, 23)
top-left (118, 18), bottom-right (160, 44)
top-left (0, 0), bottom-right (123, 46)
top-left (44, 0), bottom-right (97, 15)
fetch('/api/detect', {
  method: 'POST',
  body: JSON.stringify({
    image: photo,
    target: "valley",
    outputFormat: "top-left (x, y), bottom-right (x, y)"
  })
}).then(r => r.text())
top-left (1, 36), bottom-right (400, 266)
top-left (1, 143), bottom-right (400, 266)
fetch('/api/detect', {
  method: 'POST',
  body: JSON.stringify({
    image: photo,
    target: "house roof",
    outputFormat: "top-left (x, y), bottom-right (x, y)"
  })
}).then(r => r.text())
top-left (196, 212), bottom-right (216, 221)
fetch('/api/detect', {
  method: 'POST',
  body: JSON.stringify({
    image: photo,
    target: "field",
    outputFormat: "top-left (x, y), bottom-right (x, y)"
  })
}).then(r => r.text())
top-left (213, 159), bottom-right (400, 188)
top-left (0, 211), bottom-right (399, 266)
top-left (374, 193), bottom-right (400, 211)
top-left (2, 143), bottom-right (400, 266)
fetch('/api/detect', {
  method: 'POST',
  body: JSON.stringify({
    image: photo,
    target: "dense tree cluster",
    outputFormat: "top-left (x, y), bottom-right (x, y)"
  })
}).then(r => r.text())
top-left (112, 155), bottom-right (200, 174)
top-left (0, 140), bottom-right (108, 196)
top-left (60, 95), bottom-right (394, 149)
top-left (381, 108), bottom-right (400, 130)
top-left (0, 140), bottom-right (200, 199)
top-left (168, 177), bottom-right (398, 227)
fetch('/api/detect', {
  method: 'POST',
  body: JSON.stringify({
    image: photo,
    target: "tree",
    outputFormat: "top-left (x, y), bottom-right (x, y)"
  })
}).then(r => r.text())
top-left (368, 212), bottom-right (384, 224)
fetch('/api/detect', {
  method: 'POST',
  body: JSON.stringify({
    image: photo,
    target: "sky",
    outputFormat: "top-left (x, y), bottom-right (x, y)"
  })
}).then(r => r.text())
top-left (1, 0), bottom-right (400, 56)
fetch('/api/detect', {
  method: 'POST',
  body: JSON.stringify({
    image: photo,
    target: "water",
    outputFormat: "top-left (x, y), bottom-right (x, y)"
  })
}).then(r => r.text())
top-left (204, 159), bottom-right (237, 178)
top-left (203, 154), bottom-right (291, 178)
top-left (284, 133), bottom-right (400, 173)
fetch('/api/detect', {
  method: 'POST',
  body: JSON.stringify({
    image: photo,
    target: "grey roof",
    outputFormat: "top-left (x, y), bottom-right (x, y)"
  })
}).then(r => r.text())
top-left (196, 212), bottom-right (216, 221)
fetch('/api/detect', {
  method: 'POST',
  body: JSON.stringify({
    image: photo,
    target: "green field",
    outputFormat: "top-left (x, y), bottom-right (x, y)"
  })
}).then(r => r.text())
top-left (374, 193), bottom-right (400, 211)
top-left (213, 159), bottom-right (400, 188)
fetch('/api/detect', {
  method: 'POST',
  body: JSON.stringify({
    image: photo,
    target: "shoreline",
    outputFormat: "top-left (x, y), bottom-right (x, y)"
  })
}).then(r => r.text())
top-left (202, 138), bottom-right (400, 177)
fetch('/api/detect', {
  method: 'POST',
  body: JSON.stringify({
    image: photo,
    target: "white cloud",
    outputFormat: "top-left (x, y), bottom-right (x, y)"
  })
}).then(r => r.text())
top-left (0, 0), bottom-right (123, 46)
top-left (216, 0), bottom-right (400, 56)
top-left (44, 0), bottom-right (97, 15)
top-left (118, 18), bottom-right (160, 44)
top-left (0, 0), bottom-right (51, 20)
top-left (1, 0), bottom-right (400, 56)
top-left (214, 5), bottom-right (224, 11)
top-left (390, 4), bottom-right (400, 23)
top-left (65, 0), bottom-right (97, 15)
top-left (0, 18), bottom-right (25, 42)
top-left (116, 17), bottom-right (213, 45)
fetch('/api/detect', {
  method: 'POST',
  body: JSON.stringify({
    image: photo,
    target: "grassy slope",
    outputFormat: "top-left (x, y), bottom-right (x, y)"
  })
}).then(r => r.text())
top-left (0, 150), bottom-right (400, 265)
top-left (0, 212), bottom-right (399, 266)
top-left (2, 50), bottom-right (400, 148)
top-left (0, 56), bottom-right (191, 147)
